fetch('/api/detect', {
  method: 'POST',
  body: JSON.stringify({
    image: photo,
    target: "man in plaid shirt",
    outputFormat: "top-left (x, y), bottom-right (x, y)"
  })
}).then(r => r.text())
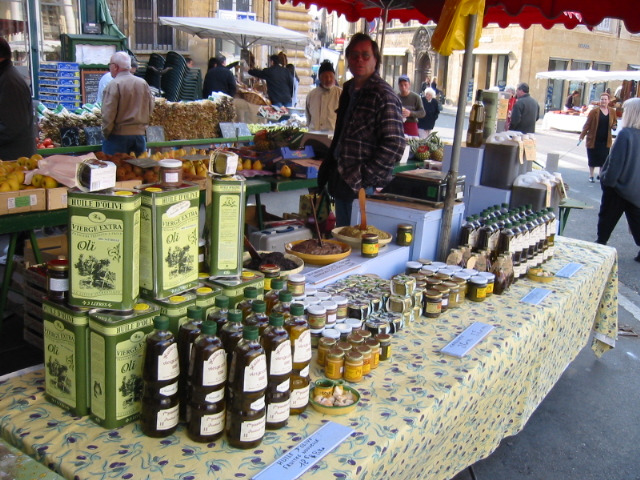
top-left (318, 33), bottom-right (406, 227)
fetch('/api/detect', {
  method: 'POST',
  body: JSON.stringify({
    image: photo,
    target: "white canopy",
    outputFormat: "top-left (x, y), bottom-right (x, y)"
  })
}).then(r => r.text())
top-left (158, 17), bottom-right (310, 51)
top-left (536, 69), bottom-right (640, 83)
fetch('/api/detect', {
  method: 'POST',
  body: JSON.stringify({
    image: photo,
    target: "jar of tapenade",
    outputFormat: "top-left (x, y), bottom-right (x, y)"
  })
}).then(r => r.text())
top-left (442, 281), bottom-right (460, 309)
top-left (47, 257), bottom-right (69, 303)
top-left (376, 333), bottom-right (392, 361)
top-left (287, 274), bottom-right (306, 296)
top-left (405, 261), bottom-right (423, 275)
top-left (325, 348), bottom-right (345, 380)
top-left (365, 338), bottom-right (380, 369)
top-left (361, 234), bottom-right (379, 258)
top-left (332, 295), bottom-right (348, 321)
top-left (307, 305), bottom-right (327, 330)
top-left (478, 272), bottom-right (495, 297)
top-left (321, 300), bottom-right (337, 326)
top-left (343, 351), bottom-right (364, 383)
top-left (317, 337), bottom-right (337, 366)
top-left (467, 275), bottom-right (488, 302)
top-left (356, 345), bottom-right (372, 375)
top-left (432, 284), bottom-right (450, 312)
top-left (423, 289), bottom-right (442, 318)
top-left (259, 264), bottom-right (281, 291)
top-left (396, 224), bottom-right (414, 246)
top-left (387, 295), bottom-right (413, 314)
top-left (391, 275), bottom-right (416, 296)
top-left (158, 159), bottom-right (183, 187)
top-left (347, 301), bottom-right (369, 320)
top-left (364, 319), bottom-right (390, 336)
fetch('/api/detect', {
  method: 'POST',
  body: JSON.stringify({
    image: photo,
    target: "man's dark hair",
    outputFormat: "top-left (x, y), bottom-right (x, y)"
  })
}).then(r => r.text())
top-left (517, 83), bottom-right (530, 94)
top-left (217, 55), bottom-right (226, 65)
top-left (345, 33), bottom-right (381, 72)
top-left (270, 54), bottom-right (281, 66)
top-left (208, 57), bottom-right (219, 70)
top-left (0, 37), bottom-right (11, 59)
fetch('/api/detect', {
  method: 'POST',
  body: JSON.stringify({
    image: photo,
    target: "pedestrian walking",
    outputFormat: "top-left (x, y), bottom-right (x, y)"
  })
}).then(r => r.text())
top-left (579, 92), bottom-right (616, 182)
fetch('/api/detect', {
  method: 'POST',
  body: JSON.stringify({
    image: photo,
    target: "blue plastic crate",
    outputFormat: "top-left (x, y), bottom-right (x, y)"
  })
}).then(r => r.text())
top-left (58, 78), bottom-right (80, 86)
top-left (39, 71), bottom-right (59, 78)
top-left (40, 62), bottom-right (59, 71)
top-left (58, 70), bottom-right (80, 78)
top-left (59, 101), bottom-right (82, 109)
top-left (58, 86), bottom-right (80, 94)
top-left (58, 62), bottom-right (79, 71)
top-left (39, 87), bottom-right (57, 94)
top-left (40, 94), bottom-right (57, 101)
top-left (41, 101), bottom-right (57, 109)
top-left (58, 93), bottom-right (81, 101)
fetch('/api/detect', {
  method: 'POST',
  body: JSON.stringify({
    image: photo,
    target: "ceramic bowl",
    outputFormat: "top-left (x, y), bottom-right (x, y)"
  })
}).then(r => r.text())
top-left (284, 239), bottom-right (351, 266)
top-left (309, 384), bottom-right (361, 416)
top-left (527, 268), bottom-right (554, 283)
top-left (331, 227), bottom-right (393, 250)
top-left (242, 251), bottom-right (304, 276)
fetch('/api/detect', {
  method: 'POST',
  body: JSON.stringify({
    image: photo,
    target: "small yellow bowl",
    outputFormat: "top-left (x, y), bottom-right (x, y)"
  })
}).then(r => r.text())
top-left (527, 268), bottom-right (554, 283)
top-left (309, 385), bottom-right (361, 416)
top-left (285, 239), bottom-right (351, 266)
top-left (331, 227), bottom-right (393, 249)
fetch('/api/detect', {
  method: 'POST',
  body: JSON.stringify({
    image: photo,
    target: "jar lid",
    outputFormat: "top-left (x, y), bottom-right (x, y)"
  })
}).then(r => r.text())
top-left (315, 291), bottom-right (331, 300)
top-left (397, 223), bottom-right (413, 230)
top-left (322, 329), bottom-right (341, 340)
top-left (470, 275), bottom-right (488, 286)
top-left (334, 323), bottom-right (352, 333)
top-left (196, 287), bottom-right (213, 295)
top-left (159, 159), bottom-right (182, 168)
top-left (418, 258), bottom-right (432, 265)
top-left (305, 287), bottom-right (317, 296)
top-left (259, 263), bottom-right (281, 274)
top-left (433, 285), bottom-right (450, 295)
top-left (327, 347), bottom-right (345, 359)
top-left (356, 344), bottom-right (371, 354)
top-left (421, 267), bottom-right (438, 276)
top-left (320, 300), bottom-right (337, 310)
top-left (288, 273), bottom-right (305, 283)
top-left (307, 305), bottom-right (326, 315)
top-left (431, 261), bottom-right (448, 269)
top-left (442, 281), bottom-right (459, 289)
top-left (406, 261), bottom-right (422, 269)
top-left (169, 295), bottom-right (186, 303)
top-left (362, 233), bottom-right (378, 241)
top-left (424, 289), bottom-right (443, 299)
top-left (344, 318), bottom-right (361, 329)
top-left (452, 273), bottom-right (471, 281)
top-left (306, 296), bottom-right (321, 305)
top-left (331, 295), bottom-right (348, 305)
top-left (461, 268), bottom-right (479, 276)
top-left (310, 327), bottom-right (325, 334)
top-left (479, 271), bottom-right (496, 281)
top-left (134, 303), bottom-right (150, 311)
top-left (375, 333), bottom-right (391, 342)
top-left (346, 350), bottom-right (363, 361)
top-left (365, 338), bottom-right (380, 347)
top-left (47, 258), bottom-right (68, 271)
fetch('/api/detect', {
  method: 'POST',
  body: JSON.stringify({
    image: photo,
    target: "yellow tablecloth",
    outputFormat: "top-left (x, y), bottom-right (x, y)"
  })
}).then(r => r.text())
top-left (0, 237), bottom-right (618, 480)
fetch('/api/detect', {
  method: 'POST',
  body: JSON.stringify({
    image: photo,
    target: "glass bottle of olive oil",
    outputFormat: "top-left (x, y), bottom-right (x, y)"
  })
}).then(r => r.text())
top-left (177, 305), bottom-right (205, 420)
top-left (264, 278), bottom-right (285, 315)
top-left (219, 309), bottom-right (244, 380)
top-left (285, 303), bottom-right (311, 415)
top-left (226, 326), bottom-right (267, 449)
top-left (244, 300), bottom-right (269, 334)
top-left (236, 286), bottom-right (259, 320)
top-left (141, 315), bottom-right (180, 437)
top-left (207, 294), bottom-right (230, 332)
top-left (187, 320), bottom-right (226, 443)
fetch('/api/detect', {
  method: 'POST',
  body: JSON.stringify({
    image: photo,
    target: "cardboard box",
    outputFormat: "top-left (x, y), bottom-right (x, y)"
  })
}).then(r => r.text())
top-left (24, 235), bottom-right (69, 267)
top-left (275, 159), bottom-right (321, 179)
top-left (0, 189), bottom-right (46, 215)
top-left (47, 187), bottom-right (68, 210)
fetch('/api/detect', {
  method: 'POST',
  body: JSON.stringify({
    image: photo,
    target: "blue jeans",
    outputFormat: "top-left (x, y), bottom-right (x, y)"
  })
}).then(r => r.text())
top-left (102, 135), bottom-right (146, 156)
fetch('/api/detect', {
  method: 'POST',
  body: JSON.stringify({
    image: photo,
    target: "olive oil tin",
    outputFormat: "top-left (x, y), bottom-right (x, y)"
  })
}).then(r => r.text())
top-left (141, 292), bottom-right (197, 337)
top-left (68, 188), bottom-right (141, 311)
top-left (206, 175), bottom-right (246, 277)
top-left (139, 185), bottom-right (200, 299)
top-left (43, 299), bottom-right (93, 417)
top-left (203, 270), bottom-right (264, 308)
top-left (88, 302), bottom-right (159, 429)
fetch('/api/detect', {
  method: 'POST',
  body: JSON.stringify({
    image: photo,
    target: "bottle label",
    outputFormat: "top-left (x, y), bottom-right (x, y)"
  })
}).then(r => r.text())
top-left (159, 381), bottom-right (178, 397)
top-left (49, 277), bottom-right (69, 292)
top-left (244, 354), bottom-right (268, 392)
top-left (205, 388), bottom-right (224, 403)
top-left (344, 364), bottom-right (363, 382)
top-left (200, 410), bottom-right (225, 436)
top-left (203, 349), bottom-right (227, 386)
top-left (299, 364), bottom-right (310, 377)
top-left (157, 343), bottom-right (179, 381)
top-left (325, 360), bottom-right (343, 379)
top-left (250, 396), bottom-right (266, 411)
top-left (239, 414), bottom-right (266, 442)
top-left (293, 330), bottom-right (312, 363)
top-left (426, 302), bottom-right (441, 314)
top-left (277, 378), bottom-right (290, 393)
top-left (290, 383), bottom-right (310, 409)
top-left (156, 404), bottom-right (179, 430)
top-left (267, 399), bottom-right (290, 423)
top-left (270, 340), bottom-right (292, 376)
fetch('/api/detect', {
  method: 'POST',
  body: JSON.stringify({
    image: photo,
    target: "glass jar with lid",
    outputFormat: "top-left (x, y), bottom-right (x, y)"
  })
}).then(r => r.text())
top-left (467, 275), bottom-right (488, 302)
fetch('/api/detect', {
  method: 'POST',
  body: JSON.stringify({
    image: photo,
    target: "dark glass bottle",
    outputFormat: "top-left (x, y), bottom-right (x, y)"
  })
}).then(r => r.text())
top-left (264, 278), bottom-right (285, 315)
top-left (187, 320), bottom-right (226, 443)
top-left (226, 326), bottom-right (267, 449)
top-left (546, 207), bottom-right (557, 260)
top-left (271, 290), bottom-right (293, 321)
top-left (460, 216), bottom-right (476, 248)
top-left (500, 203), bottom-right (510, 215)
top-left (237, 287), bottom-right (259, 320)
top-left (285, 303), bottom-right (311, 415)
top-left (177, 305), bottom-right (205, 420)
top-left (141, 315), bottom-right (180, 437)
top-left (466, 89), bottom-right (486, 148)
top-left (219, 309), bottom-right (244, 379)
top-left (261, 312), bottom-right (292, 430)
top-left (207, 294), bottom-right (230, 332)
top-left (244, 300), bottom-right (269, 335)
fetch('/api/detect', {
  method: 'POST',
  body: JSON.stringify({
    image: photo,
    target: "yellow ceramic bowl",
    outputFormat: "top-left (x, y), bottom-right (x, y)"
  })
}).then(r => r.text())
top-left (309, 385), bottom-right (361, 416)
top-left (331, 227), bottom-right (393, 249)
top-left (527, 268), bottom-right (554, 283)
top-left (284, 239), bottom-right (351, 266)
top-left (242, 251), bottom-right (304, 276)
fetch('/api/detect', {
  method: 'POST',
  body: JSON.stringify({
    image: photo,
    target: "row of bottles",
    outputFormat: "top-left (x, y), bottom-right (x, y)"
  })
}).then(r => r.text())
top-left (459, 204), bottom-right (557, 279)
top-left (141, 287), bottom-right (312, 448)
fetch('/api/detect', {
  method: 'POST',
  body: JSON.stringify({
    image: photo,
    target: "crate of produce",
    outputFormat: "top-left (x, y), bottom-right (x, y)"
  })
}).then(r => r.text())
top-left (58, 78), bottom-right (80, 86)
top-left (0, 189), bottom-right (46, 215)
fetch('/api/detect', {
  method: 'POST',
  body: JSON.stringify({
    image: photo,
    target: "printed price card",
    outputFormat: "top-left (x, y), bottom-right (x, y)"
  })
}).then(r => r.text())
top-left (555, 263), bottom-right (583, 278)
top-left (440, 322), bottom-right (495, 358)
top-left (521, 287), bottom-right (552, 305)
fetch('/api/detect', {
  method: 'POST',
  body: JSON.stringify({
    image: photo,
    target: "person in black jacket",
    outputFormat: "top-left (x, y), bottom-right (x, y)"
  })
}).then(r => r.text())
top-left (510, 83), bottom-right (539, 134)
top-left (247, 55), bottom-right (293, 107)
top-left (203, 55), bottom-right (237, 98)
top-left (418, 87), bottom-right (440, 138)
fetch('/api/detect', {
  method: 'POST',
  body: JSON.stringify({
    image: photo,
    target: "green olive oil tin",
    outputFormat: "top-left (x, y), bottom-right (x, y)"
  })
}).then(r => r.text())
top-left (194, 285), bottom-right (221, 318)
top-left (68, 188), bottom-right (141, 311)
top-left (88, 302), bottom-right (159, 429)
top-left (43, 299), bottom-right (93, 417)
top-left (203, 270), bottom-right (264, 309)
top-left (140, 291), bottom-right (197, 337)
top-left (139, 185), bottom-right (200, 299)
top-left (205, 175), bottom-right (246, 277)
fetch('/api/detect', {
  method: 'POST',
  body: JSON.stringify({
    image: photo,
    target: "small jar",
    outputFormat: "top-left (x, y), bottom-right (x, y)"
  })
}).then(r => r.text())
top-left (435, 272), bottom-right (452, 282)
top-left (334, 323), bottom-right (352, 341)
top-left (346, 301), bottom-right (369, 320)
top-left (317, 337), bottom-right (337, 366)
top-left (259, 264), bottom-right (281, 291)
top-left (315, 291), bottom-right (332, 302)
top-left (391, 275), bottom-right (416, 296)
top-left (307, 305), bottom-right (327, 330)
top-left (361, 234), bottom-right (379, 258)
top-left (432, 284), bottom-right (450, 312)
top-left (332, 295), bottom-right (348, 321)
top-left (325, 348), bottom-right (345, 380)
top-left (387, 295), bottom-right (413, 314)
top-left (354, 328), bottom-right (372, 341)
top-left (306, 296), bottom-right (321, 306)
top-left (426, 277), bottom-right (443, 289)
top-left (287, 274), bottom-right (306, 296)
top-left (343, 351), bottom-right (364, 383)
top-left (423, 289), bottom-right (443, 318)
top-left (452, 273), bottom-right (470, 297)
top-left (321, 328), bottom-right (341, 341)
top-left (442, 281), bottom-right (460, 309)
top-left (47, 257), bottom-right (69, 303)
top-left (321, 300), bottom-right (337, 326)
top-left (364, 319), bottom-right (390, 336)
top-left (418, 258), bottom-right (432, 267)
top-left (405, 261), bottom-right (423, 275)
top-left (479, 272), bottom-right (495, 297)
top-left (310, 328), bottom-right (324, 348)
top-left (396, 223), bottom-right (414, 246)
top-left (467, 275), bottom-right (488, 302)
top-left (346, 332), bottom-right (364, 348)
top-left (336, 340), bottom-right (353, 355)
top-left (158, 159), bottom-right (183, 187)
top-left (376, 334), bottom-right (392, 361)
top-left (356, 345), bottom-right (372, 375)
top-left (365, 338), bottom-right (380, 369)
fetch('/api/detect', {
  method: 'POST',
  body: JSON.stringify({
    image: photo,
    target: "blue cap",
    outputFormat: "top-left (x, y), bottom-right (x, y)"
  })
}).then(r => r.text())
top-left (398, 75), bottom-right (410, 83)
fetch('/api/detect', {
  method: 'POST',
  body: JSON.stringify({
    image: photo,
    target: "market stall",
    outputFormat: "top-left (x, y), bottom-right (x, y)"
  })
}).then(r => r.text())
top-left (0, 237), bottom-right (617, 480)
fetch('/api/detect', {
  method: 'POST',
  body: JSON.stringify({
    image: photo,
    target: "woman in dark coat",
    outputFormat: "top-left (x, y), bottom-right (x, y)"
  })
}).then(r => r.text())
top-left (418, 87), bottom-right (440, 138)
top-left (579, 92), bottom-right (617, 182)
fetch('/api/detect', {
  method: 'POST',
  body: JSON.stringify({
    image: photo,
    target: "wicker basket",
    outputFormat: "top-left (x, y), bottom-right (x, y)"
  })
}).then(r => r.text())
top-left (242, 91), bottom-right (270, 106)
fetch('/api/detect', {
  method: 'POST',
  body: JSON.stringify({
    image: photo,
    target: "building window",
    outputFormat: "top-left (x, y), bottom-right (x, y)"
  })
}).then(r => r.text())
top-left (39, 0), bottom-right (80, 61)
top-left (1, 0), bottom-right (30, 66)
top-left (134, 0), bottom-right (175, 50)
top-left (595, 18), bottom-right (611, 32)
top-left (219, 0), bottom-right (250, 10)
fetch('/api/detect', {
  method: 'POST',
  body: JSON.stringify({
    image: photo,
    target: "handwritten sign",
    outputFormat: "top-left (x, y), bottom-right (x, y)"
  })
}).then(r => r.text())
top-left (523, 137), bottom-right (537, 162)
top-left (83, 126), bottom-right (104, 145)
top-left (440, 322), bottom-right (494, 358)
top-left (60, 127), bottom-right (81, 147)
top-left (146, 126), bottom-right (165, 143)
top-left (555, 263), bottom-right (583, 278)
top-left (304, 257), bottom-right (361, 285)
top-left (252, 421), bottom-right (353, 480)
top-left (81, 69), bottom-right (107, 104)
top-left (521, 287), bottom-right (552, 305)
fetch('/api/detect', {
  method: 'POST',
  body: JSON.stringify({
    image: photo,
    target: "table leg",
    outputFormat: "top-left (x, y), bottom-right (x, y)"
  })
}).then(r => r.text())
top-left (558, 206), bottom-right (571, 236)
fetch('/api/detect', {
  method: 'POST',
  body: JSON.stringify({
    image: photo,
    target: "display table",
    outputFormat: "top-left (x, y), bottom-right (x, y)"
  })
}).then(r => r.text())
top-left (542, 111), bottom-right (587, 132)
top-left (0, 237), bottom-right (617, 480)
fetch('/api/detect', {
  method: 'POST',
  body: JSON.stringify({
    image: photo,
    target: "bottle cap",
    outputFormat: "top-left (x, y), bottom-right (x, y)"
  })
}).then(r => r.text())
top-left (153, 315), bottom-right (170, 330)
top-left (244, 286), bottom-right (258, 299)
top-left (271, 278), bottom-right (285, 290)
top-left (227, 309), bottom-right (243, 323)
top-left (269, 312), bottom-right (285, 326)
top-left (200, 320), bottom-right (217, 335)
top-left (215, 295), bottom-right (230, 308)
top-left (251, 300), bottom-right (267, 312)
top-left (290, 302), bottom-right (305, 316)
top-left (243, 325), bottom-right (259, 340)
top-left (187, 305), bottom-right (204, 320)
top-left (279, 290), bottom-right (293, 302)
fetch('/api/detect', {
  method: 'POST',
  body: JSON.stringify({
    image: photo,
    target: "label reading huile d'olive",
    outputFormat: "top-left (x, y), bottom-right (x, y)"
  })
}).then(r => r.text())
top-left (140, 186), bottom-right (199, 299)
top-left (68, 189), bottom-right (140, 311)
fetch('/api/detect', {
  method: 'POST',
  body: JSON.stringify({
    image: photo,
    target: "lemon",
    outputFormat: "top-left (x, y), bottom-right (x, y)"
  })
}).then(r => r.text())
top-left (252, 160), bottom-right (263, 171)
top-left (280, 165), bottom-right (292, 178)
top-left (243, 159), bottom-right (252, 170)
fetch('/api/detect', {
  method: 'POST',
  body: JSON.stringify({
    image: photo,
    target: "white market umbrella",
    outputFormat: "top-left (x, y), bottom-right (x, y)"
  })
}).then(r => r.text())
top-left (158, 17), bottom-right (311, 51)
top-left (536, 69), bottom-right (640, 83)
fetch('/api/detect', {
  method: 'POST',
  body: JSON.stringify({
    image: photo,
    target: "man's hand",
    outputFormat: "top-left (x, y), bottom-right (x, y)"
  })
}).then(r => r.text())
top-left (401, 107), bottom-right (411, 118)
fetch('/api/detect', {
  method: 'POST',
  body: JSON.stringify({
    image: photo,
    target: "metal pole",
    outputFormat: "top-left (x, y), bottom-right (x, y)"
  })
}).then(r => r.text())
top-left (436, 13), bottom-right (478, 261)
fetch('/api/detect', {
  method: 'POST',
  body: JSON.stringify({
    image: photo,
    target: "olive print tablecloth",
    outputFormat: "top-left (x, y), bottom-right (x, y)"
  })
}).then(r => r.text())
top-left (0, 237), bottom-right (617, 480)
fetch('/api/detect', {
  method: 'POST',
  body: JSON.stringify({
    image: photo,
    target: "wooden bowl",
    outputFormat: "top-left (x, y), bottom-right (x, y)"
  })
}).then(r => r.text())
top-left (284, 239), bottom-right (351, 266)
top-left (309, 385), bottom-right (361, 416)
top-left (331, 227), bottom-right (393, 250)
top-left (242, 251), bottom-right (304, 276)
